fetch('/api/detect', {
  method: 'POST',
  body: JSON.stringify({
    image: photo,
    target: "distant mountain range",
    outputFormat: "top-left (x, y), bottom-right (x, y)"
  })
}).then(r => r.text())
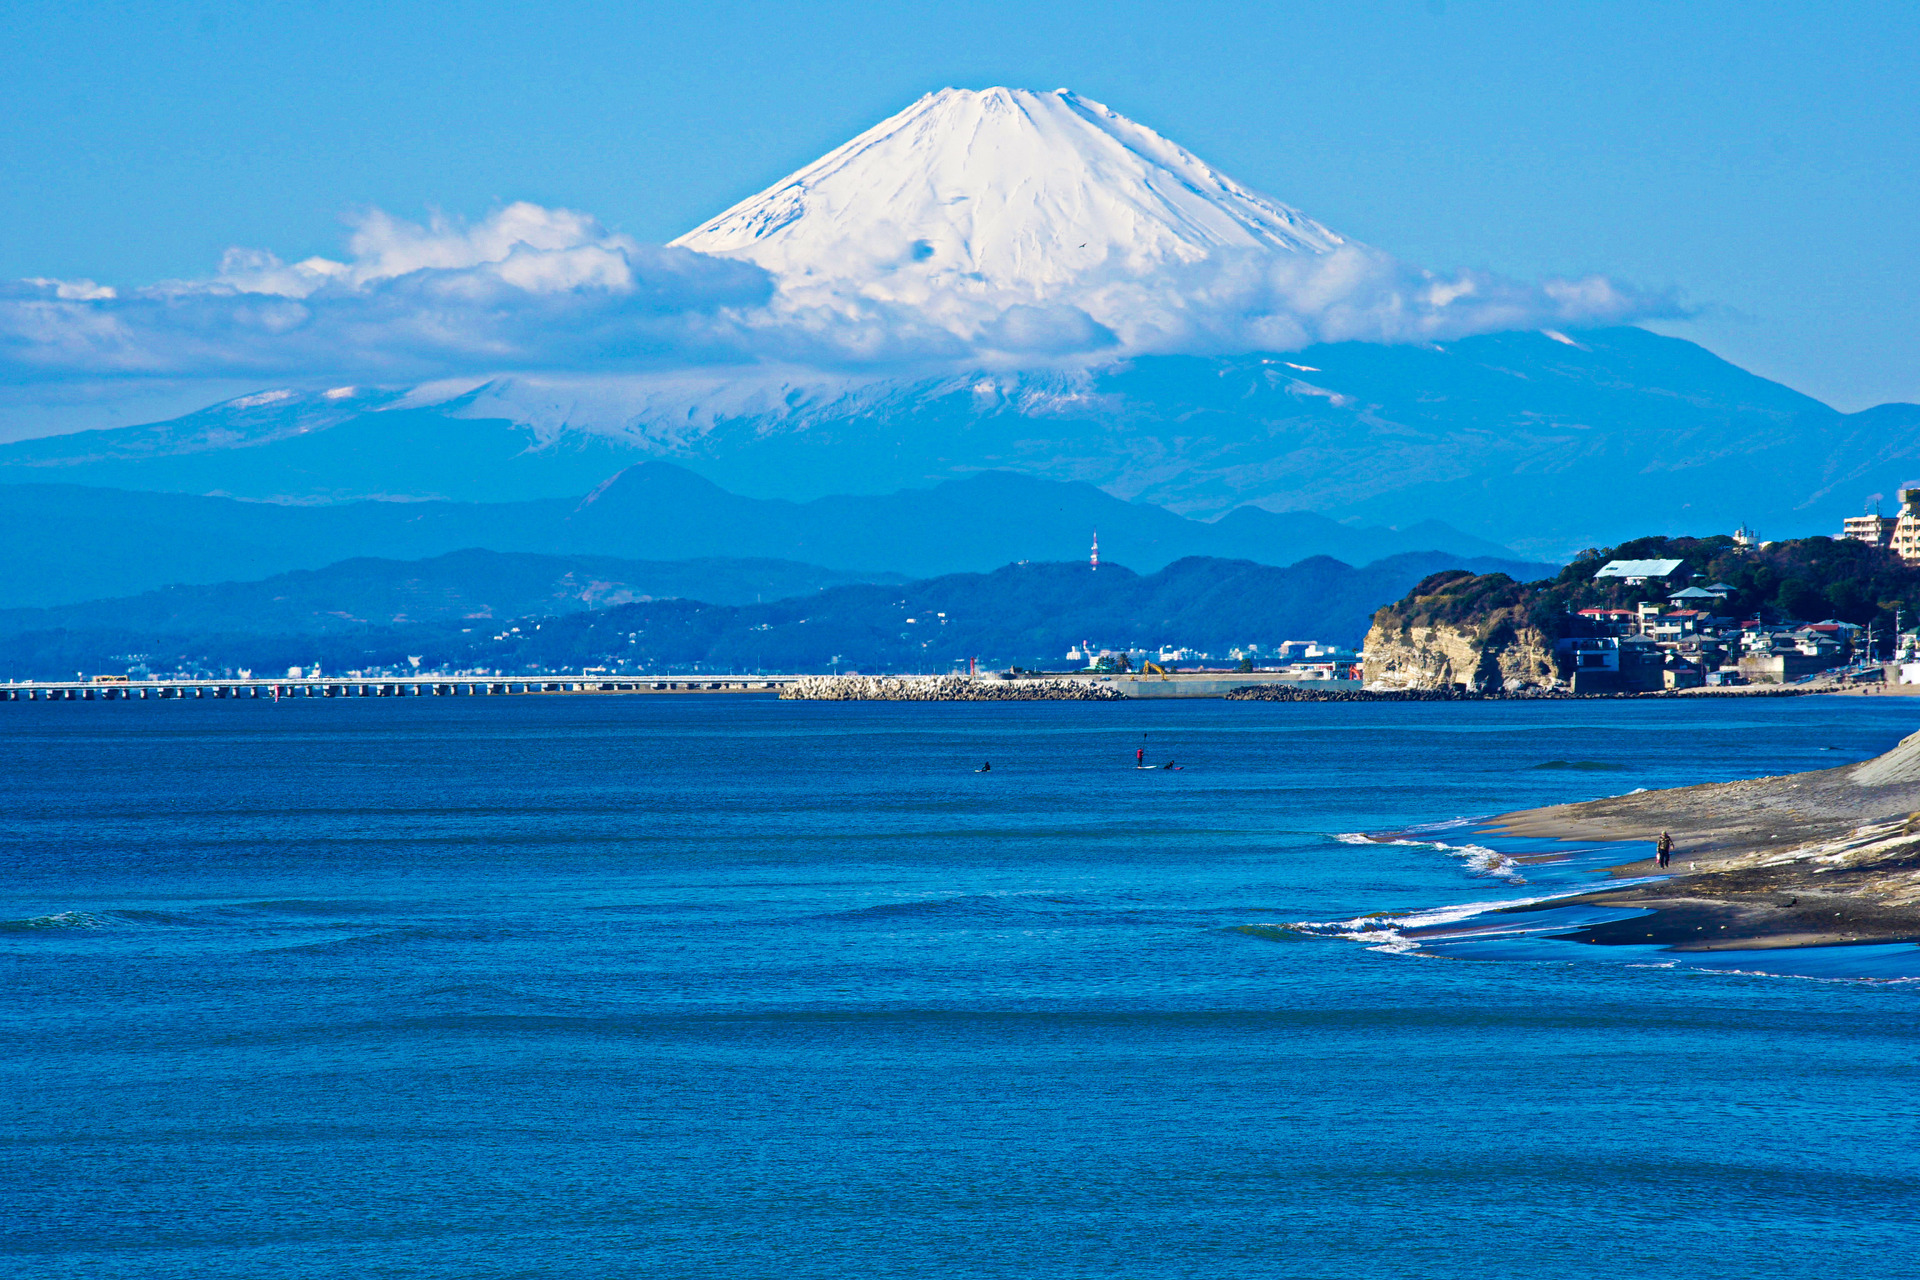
top-left (0, 550), bottom-right (901, 639)
top-left (0, 389), bottom-right (648, 506)
top-left (0, 552), bottom-right (1555, 681)
top-left (5, 329), bottom-right (1911, 559)
top-left (0, 463), bottom-right (1511, 610)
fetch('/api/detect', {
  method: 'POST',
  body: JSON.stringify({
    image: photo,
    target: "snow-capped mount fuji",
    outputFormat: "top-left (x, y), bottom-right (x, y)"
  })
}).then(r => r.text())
top-left (7, 87), bottom-right (1915, 556)
top-left (672, 87), bottom-right (1349, 352)
top-left (678, 86), bottom-right (1345, 274)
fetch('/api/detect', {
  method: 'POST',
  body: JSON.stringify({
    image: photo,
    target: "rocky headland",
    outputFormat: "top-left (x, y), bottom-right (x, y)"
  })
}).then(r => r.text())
top-left (1363, 616), bottom-right (1563, 693)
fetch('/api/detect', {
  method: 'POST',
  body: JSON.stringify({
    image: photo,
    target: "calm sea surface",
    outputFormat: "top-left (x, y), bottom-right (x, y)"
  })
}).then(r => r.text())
top-left (3, 695), bottom-right (1918, 1278)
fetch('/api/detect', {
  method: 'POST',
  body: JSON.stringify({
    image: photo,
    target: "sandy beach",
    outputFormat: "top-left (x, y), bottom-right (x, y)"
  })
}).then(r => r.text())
top-left (1491, 723), bottom-right (1920, 950)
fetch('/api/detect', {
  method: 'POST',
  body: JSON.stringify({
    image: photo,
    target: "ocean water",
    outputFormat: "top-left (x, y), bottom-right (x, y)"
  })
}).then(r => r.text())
top-left (3, 694), bottom-right (1918, 1279)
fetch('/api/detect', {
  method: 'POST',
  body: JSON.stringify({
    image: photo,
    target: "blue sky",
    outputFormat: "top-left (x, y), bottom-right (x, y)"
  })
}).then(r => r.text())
top-left (2, 0), bottom-right (1916, 414)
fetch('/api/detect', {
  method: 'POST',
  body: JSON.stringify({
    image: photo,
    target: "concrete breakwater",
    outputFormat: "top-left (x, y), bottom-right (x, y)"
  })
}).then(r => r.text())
top-left (780, 675), bottom-right (1124, 701)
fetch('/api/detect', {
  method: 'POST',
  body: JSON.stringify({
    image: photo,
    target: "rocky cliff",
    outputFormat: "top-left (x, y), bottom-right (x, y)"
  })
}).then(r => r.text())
top-left (1361, 570), bottom-right (1565, 692)
top-left (1362, 618), bottom-right (1563, 692)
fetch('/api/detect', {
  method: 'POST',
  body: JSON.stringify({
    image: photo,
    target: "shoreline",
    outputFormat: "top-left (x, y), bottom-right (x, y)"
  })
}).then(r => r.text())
top-left (1484, 731), bottom-right (1920, 951)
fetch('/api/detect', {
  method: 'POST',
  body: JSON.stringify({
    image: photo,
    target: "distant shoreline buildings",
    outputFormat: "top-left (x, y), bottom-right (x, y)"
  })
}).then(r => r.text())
top-left (1562, 550), bottom-right (1882, 691)
top-left (1842, 487), bottom-right (1920, 563)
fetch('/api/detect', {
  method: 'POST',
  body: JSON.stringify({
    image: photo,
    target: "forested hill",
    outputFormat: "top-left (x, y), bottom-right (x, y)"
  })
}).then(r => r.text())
top-left (1373, 534), bottom-right (1920, 639)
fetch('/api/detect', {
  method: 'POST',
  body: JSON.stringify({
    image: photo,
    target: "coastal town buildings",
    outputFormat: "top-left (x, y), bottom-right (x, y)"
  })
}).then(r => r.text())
top-left (1069, 639), bottom-right (1358, 679)
top-left (1561, 599), bottom-right (1861, 691)
top-left (1592, 558), bottom-right (1685, 586)
top-left (1890, 488), bottom-right (1920, 565)
top-left (1843, 504), bottom-right (1897, 548)
top-left (1835, 488), bottom-right (1920, 563)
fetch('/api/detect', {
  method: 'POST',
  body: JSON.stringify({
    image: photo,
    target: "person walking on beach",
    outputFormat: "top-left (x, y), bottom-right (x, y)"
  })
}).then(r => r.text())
top-left (1656, 830), bottom-right (1673, 869)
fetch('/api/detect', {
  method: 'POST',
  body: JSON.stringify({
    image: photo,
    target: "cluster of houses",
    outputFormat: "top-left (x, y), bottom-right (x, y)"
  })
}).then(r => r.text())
top-left (1558, 558), bottom-right (1868, 691)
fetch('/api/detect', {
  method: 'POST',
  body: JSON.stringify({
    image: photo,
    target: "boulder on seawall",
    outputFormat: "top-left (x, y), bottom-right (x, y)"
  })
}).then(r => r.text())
top-left (780, 675), bottom-right (1124, 701)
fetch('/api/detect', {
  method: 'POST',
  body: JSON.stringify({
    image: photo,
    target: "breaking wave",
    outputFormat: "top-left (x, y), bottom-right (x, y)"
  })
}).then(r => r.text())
top-left (1276, 892), bottom-right (1578, 955)
top-left (1333, 831), bottom-right (1525, 884)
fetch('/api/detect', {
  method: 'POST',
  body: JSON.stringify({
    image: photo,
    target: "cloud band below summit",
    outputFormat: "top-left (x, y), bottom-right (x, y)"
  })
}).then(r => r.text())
top-left (0, 198), bottom-right (1675, 388)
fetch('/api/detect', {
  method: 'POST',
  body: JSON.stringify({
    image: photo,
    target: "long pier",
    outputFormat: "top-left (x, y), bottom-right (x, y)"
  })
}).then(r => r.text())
top-left (1, 675), bottom-right (802, 702)
top-left (4, 670), bottom-right (1363, 703)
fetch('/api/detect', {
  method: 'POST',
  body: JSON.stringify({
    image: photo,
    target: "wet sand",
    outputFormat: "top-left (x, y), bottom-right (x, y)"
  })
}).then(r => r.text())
top-left (1489, 727), bottom-right (1920, 950)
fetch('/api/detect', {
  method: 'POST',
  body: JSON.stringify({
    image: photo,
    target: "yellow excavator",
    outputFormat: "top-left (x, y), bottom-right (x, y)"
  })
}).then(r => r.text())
top-left (1141, 660), bottom-right (1171, 679)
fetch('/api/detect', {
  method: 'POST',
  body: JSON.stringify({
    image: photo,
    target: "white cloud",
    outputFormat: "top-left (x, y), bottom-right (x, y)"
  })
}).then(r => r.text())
top-left (1046, 244), bottom-right (1667, 354)
top-left (0, 204), bottom-right (774, 382)
top-left (23, 277), bottom-right (117, 301)
top-left (203, 203), bottom-right (648, 300)
top-left (0, 200), bottom-right (1677, 392)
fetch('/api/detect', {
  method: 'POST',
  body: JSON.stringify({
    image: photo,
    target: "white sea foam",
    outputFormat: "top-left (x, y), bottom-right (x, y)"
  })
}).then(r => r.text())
top-left (1282, 889), bottom-right (1588, 955)
top-left (1688, 967), bottom-right (1920, 986)
top-left (1333, 832), bottom-right (1526, 884)
top-left (1411, 816), bottom-right (1484, 833)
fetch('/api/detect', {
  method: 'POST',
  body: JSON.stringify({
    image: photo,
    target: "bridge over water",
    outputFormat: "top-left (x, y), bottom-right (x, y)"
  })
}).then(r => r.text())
top-left (2, 676), bottom-right (803, 702)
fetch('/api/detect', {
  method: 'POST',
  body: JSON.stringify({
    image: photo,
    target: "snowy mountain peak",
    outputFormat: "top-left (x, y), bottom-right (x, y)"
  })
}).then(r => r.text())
top-left (672, 87), bottom-right (1346, 308)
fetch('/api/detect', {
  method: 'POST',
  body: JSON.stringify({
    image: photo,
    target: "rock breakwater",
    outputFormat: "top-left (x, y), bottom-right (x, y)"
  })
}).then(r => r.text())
top-left (1224, 685), bottom-right (1814, 703)
top-left (1227, 686), bottom-right (1540, 702)
top-left (781, 675), bottom-right (1125, 701)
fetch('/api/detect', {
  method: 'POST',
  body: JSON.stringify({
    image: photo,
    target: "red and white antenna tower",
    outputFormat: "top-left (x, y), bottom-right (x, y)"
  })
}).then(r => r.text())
top-left (1090, 530), bottom-right (1099, 571)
